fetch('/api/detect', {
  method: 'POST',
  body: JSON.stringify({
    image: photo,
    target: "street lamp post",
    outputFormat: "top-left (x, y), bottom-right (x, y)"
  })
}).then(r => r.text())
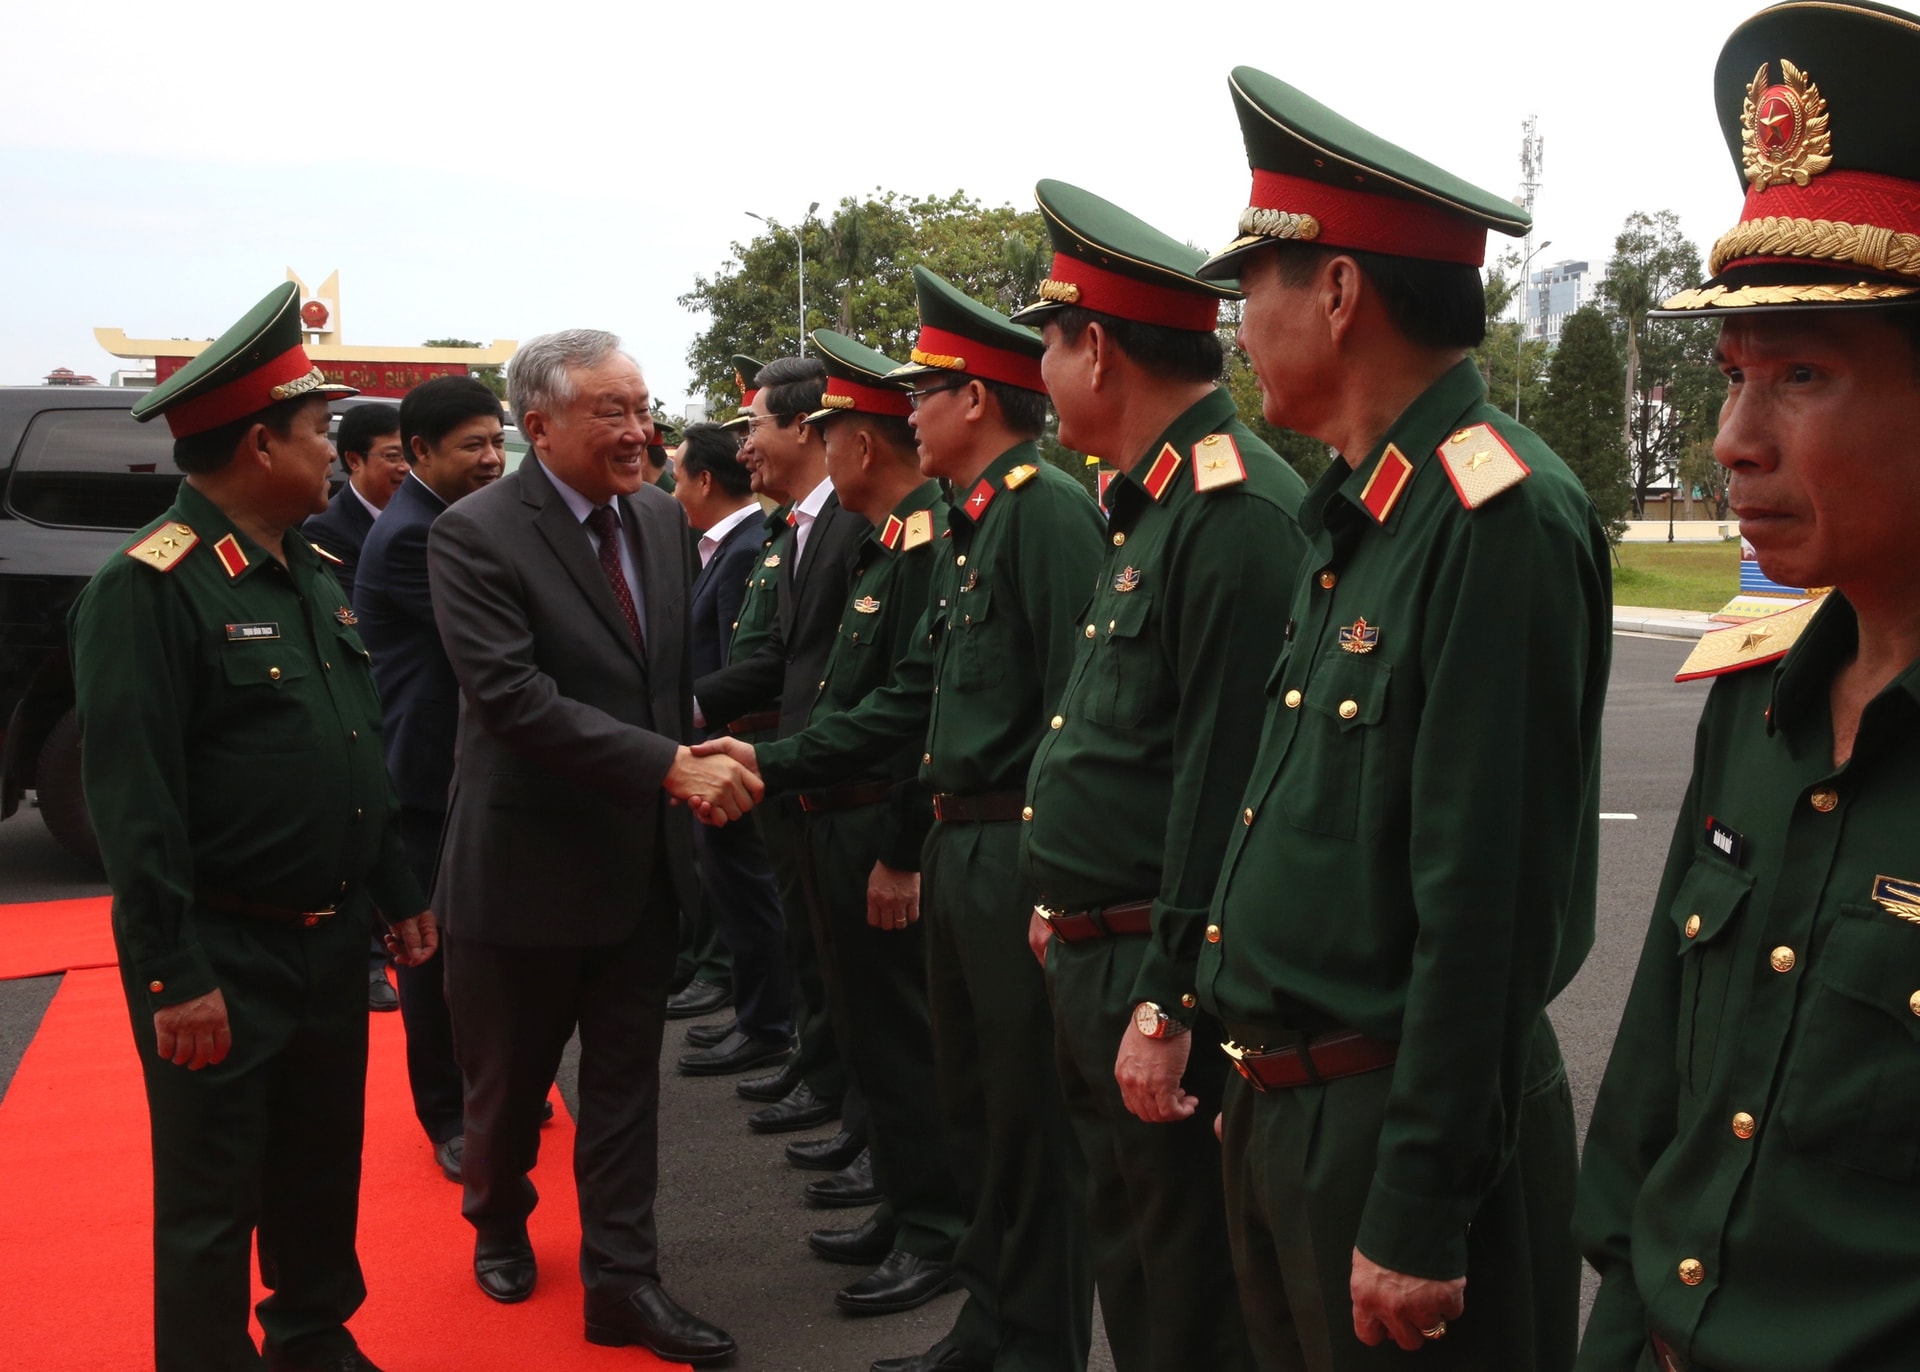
top-left (747, 202), bottom-right (820, 355)
top-left (1514, 238), bottom-right (1553, 422)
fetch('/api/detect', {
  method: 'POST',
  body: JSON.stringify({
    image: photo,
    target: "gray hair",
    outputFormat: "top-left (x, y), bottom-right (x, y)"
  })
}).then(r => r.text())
top-left (507, 329), bottom-right (634, 426)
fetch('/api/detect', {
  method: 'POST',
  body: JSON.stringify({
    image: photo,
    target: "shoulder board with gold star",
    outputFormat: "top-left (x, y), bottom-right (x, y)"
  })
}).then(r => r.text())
top-left (902, 509), bottom-right (934, 549)
top-left (1675, 597), bottom-right (1824, 683)
top-left (1003, 463), bottom-right (1040, 491)
top-left (126, 522), bottom-right (199, 573)
top-left (1141, 443), bottom-right (1182, 502)
top-left (1437, 424), bottom-right (1530, 510)
top-left (1191, 433), bottom-right (1248, 492)
top-left (309, 540), bottom-right (344, 566)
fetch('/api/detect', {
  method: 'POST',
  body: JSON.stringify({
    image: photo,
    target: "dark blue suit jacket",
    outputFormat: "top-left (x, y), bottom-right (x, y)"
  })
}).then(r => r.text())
top-left (354, 474), bottom-right (455, 813)
top-left (692, 509), bottom-right (768, 686)
top-left (302, 484), bottom-right (376, 602)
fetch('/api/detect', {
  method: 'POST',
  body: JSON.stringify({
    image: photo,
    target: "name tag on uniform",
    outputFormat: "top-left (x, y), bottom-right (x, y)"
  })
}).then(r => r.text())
top-left (225, 622), bottom-right (280, 641)
top-left (1705, 815), bottom-right (1745, 866)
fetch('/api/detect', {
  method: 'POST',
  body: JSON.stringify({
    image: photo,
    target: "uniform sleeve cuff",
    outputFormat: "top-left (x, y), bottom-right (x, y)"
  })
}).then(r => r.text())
top-left (1126, 950), bottom-right (1199, 1028)
top-left (1355, 1175), bottom-right (1474, 1281)
top-left (757, 741), bottom-right (795, 794)
top-left (137, 944), bottom-right (220, 1013)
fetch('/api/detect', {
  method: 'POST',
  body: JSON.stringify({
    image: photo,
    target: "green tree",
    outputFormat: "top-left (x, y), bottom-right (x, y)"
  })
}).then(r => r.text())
top-left (1531, 306), bottom-right (1630, 541)
top-left (424, 338), bottom-right (506, 400)
top-left (1473, 249), bottom-right (1551, 421)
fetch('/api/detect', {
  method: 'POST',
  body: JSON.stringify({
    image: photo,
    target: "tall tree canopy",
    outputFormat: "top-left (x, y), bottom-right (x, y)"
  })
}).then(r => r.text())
top-left (1530, 306), bottom-right (1630, 540)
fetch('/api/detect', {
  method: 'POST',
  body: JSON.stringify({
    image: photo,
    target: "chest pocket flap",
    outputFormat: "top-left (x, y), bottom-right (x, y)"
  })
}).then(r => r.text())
top-left (1667, 855), bottom-right (1753, 1098)
top-left (952, 585), bottom-right (1002, 690)
top-left (1085, 590), bottom-right (1155, 728)
top-left (1667, 857), bottom-right (1752, 952)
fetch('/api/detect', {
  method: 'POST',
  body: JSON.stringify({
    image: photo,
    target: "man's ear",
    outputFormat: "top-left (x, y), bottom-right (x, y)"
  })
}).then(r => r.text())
top-left (1324, 254), bottom-right (1366, 349)
top-left (410, 433), bottom-right (433, 464)
top-left (244, 421), bottom-right (276, 473)
top-left (520, 409), bottom-right (551, 453)
top-left (1085, 320), bottom-right (1110, 393)
top-left (960, 379), bottom-right (989, 426)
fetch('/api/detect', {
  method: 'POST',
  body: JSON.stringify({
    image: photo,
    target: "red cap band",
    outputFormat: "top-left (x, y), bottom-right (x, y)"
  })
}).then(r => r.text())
top-left (914, 324), bottom-right (1046, 393)
top-left (162, 344), bottom-right (318, 438)
top-left (1721, 168), bottom-right (1920, 274)
top-left (818, 376), bottom-right (912, 418)
top-left (1250, 169), bottom-right (1487, 267)
top-left (740, 387), bottom-right (760, 407)
top-left (1045, 253), bottom-right (1220, 331)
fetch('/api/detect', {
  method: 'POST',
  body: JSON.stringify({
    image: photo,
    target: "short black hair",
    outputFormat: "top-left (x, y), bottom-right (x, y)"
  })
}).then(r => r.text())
top-left (678, 421), bottom-right (751, 496)
top-left (1272, 243), bottom-right (1486, 349)
top-left (756, 356), bottom-right (828, 428)
top-left (981, 379), bottom-right (1050, 439)
top-left (334, 402), bottom-right (401, 473)
top-left (401, 375), bottom-right (504, 456)
top-left (172, 395), bottom-right (321, 476)
top-left (1045, 306), bottom-right (1225, 385)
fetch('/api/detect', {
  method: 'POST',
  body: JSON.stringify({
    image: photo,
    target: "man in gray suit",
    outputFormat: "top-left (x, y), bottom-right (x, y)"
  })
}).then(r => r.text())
top-left (427, 329), bottom-right (758, 1366)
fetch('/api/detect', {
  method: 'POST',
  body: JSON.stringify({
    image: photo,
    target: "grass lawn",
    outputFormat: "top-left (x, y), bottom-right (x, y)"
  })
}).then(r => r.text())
top-left (1612, 540), bottom-right (1742, 613)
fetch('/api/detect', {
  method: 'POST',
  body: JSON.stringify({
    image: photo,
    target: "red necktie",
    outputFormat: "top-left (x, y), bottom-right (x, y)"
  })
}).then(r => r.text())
top-left (585, 504), bottom-right (644, 650)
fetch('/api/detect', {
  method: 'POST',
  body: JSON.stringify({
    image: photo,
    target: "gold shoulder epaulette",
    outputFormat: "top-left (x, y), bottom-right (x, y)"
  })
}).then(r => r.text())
top-left (126, 522), bottom-right (199, 573)
top-left (1675, 596), bottom-right (1825, 683)
top-left (902, 509), bottom-right (934, 549)
top-left (1191, 433), bottom-right (1248, 492)
top-left (310, 540), bottom-right (344, 566)
top-left (1004, 463), bottom-right (1040, 490)
top-left (1437, 423), bottom-right (1530, 510)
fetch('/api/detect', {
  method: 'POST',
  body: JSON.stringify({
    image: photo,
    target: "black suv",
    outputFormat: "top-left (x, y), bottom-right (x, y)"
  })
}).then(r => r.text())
top-left (0, 387), bottom-right (395, 865)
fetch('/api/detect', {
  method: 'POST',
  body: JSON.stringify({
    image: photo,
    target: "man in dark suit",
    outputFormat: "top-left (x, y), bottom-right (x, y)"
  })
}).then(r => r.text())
top-left (353, 375), bottom-right (506, 1182)
top-left (427, 329), bottom-right (758, 1366)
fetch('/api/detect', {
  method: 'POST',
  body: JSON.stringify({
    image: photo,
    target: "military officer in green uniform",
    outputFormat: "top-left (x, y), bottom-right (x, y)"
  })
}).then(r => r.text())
top-left (698, 267), bottom-right (1103, 1372)
top-left (1010, 179), bottom-right (1307, 1372)
top-left (1576, 5), bottom-right (1920, 1368)
top-left (70, 283), bottom-right (437, 1372)
top-left (1192, 69), bottom-right (1613, 1370)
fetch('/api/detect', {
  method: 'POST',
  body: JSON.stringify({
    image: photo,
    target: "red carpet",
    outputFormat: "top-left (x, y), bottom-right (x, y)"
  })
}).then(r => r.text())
top-left (0, 964), bottom-right (681, 1369)
top-left (0, 895), bottom-right (117, 979)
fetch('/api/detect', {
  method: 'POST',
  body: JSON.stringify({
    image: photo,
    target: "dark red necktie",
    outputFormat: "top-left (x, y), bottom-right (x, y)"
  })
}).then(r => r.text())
top-left (585, 504), bottom-right (644, 650)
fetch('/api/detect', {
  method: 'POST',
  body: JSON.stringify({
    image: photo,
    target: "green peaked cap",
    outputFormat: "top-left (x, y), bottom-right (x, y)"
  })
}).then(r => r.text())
top-left (131, 282), bottom-right (355, 437)
top-left (721, 354), bottom-right (767, 429)
top-left (804, 329), bottom-right (912, 424)
top-left (889, 265), bottom-right (1047, 394)
top-left (1010, 179), bottom-right (1235, 330)
top-left (1197, 66), bottom-right (1529, 280)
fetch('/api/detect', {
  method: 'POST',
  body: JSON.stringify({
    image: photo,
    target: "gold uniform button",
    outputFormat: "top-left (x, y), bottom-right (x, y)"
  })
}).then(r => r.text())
top-left (1086, 624), bottom-right (1096, 639)
top-left (350, 730), bottom-right (359, 741)
top-left (1318, 570), bottom-right (1337, 589)
top-left (1910, 990), bottom-right (1920, 1018)
top-left (731, 621), bottom-right (739, 630)
top-left (1731, 1112), bottom-right (1756, 1139)
top-left (1684, 913), bottom-right (1702, 939)
top-left (956, 554), bottom-right (967, 567)
top-left (1112, 532), bottom-right (1126, 547)
top-left (1180, 993), bottom-right (1196, 1009)
top-left (1284, 689), bottom-right (1303, 709)
top-left (1243, 807), bottom-right (1255, 826)
top-left (268, 666), bottom-right (282, 680)
top-left (1810, 787), bottom-right (1839, 812)
top-left (148, 980), bottom-right (164, 994)
top-left (1205, 924), bottom-right (1222, 944)
top-left (1051, 715), bottom-right (1064, 729)
top-left (354, 808), bottom-right (363, 820)
top-left (1021, 806), bottom-right (1034, 821)
top-left (1678, 1258), bottom-right (1704, 1286)
top-left (1338, 699), bottom-right (1358, 720)
top-left (922, 752), bottom-right (931, 765)
top-left (1771, 946), bottom-right (1796, 973)
top-left (323, 661), bottom-right (331, 671)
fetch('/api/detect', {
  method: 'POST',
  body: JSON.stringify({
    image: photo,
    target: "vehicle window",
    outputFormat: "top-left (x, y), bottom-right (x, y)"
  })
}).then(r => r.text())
top-left (5, 409), bottom-right (182, 530)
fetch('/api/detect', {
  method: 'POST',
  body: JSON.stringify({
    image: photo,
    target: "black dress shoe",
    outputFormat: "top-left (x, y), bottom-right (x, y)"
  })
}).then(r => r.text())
top-left (808, 1211), bottom-right (898, 1265)
top-left (786, 1129), bottom-right (866, 1172)
top-left (870, 1336), bottom-right (987, 1372)
top-left (473, 1231), bottom-right (535, 1303)
top-left (684, 1017), bottom-right (740, 1049)
top-left (368, 969), bottom-right (399, 1013)
top-left (836, 1250), bottom-right (957, 1315)
top-left (678, 1029), bottom-right (793, 1077)
top-left (266, 1347), bottom-right (386, 1372)
top-left (665, 979), bottom-right (733, 1020)
top-left (434, 1134), bottom-right (464, 1183)
top-left (746, 1081), bottom-right (842, 1134)
top-left (736, 1059), bottom-right (801, 1103)
top-left (807, 1148), bottom-right (881, 1208)
top-left (585, 1278), bottom-right (737, 1365)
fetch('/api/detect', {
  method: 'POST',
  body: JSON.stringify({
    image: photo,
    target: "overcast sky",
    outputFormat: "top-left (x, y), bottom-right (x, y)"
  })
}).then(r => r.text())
top-left (1, 0), bottom-right (1761, 412)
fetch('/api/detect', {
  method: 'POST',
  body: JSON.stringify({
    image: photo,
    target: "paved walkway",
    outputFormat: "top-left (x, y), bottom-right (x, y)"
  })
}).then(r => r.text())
top-left (1613, 604), bottom-right (1716, 640)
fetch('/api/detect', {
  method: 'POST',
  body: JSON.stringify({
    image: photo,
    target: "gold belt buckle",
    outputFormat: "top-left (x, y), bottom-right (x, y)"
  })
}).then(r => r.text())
top-left (1221, 1040), bottom-right (1267, 1092)
top-left (301, 906), bottom-right (338, 928)
top-left (1034, 904), bottom-right (1059, 926)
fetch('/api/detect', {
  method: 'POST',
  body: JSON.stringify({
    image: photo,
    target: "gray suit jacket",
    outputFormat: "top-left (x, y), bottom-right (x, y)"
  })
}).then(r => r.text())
top-left (426, 457), bottom-right (698, 946)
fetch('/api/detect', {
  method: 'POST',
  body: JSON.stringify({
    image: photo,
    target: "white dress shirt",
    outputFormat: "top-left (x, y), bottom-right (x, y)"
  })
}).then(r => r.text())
top-left (349, 480), bottom-right (384, 522)
top-left (540, 459), bottom-right (648, 643)
top-left (789, 475), bottom-right (835, 568)
top-left (698, 502), bottom-right (761, 570)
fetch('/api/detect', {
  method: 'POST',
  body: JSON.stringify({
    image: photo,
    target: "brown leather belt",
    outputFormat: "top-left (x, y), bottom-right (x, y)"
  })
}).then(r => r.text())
top-left (931, 790), bottom-right (1025, 824)
top-left (798, 779), bottom-right (894, 814)
top-left (1650, 1334), bottom-right (1696, 1372)
top-left (1222, 1028), bottom-right (1398, 1091)
top-left (198, 887), bottom-right (339, 929)
top-left (1037, 898), bottom-right (1153, 943)
top-left (727, 710), bottom-right (780, 736)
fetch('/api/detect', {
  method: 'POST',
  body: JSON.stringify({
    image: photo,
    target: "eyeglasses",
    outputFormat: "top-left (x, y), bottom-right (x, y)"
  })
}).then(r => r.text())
top-left (905, 381), bottom-right (966, 410)
top-left (741, 414), bottom-right (786, 433)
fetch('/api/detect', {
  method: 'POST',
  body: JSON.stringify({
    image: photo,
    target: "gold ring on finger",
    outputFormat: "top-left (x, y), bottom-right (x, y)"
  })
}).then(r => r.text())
top-left (1421, 1321), bottom-right (1447, 1340)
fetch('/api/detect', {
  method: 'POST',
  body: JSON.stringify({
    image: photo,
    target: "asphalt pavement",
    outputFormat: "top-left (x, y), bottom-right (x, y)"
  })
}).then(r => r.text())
top-left (0, 631), bottom-right (1706, 1370)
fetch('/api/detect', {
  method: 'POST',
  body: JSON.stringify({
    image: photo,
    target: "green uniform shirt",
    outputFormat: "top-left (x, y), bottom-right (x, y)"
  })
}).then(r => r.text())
top-left (1198, 359), bottom-right (1612, 1279)
top-left (728, 506), bottom-right (792, 664)
top-left (70, 482), bottom-right (425, 1015)
top-left (1576, 595), bottom-right (1920, 1371)
top-left (758, 441), bottom-right (1104, 799)
top-left (1021, 389), bottom-right (1308, 1025)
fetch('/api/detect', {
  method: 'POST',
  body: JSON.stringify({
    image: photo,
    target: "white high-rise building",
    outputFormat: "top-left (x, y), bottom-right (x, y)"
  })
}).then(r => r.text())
top-left (1522, 259), bottom-right (1604, 346)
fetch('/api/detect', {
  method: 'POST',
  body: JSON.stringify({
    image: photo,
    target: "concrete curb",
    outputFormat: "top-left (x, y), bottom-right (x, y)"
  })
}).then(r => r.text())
top-left (1613, 607), bottom-right (1714, 640)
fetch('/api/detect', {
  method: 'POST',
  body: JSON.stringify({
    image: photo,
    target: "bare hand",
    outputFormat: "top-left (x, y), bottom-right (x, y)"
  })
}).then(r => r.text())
top-left (1115, 1025), bottom-right (1199, 1123)
top-left (384, 910), bottom-right (439, 967)
top-left (668, 745), bottom-right (764, 825)
top-left (1214, 1111), bottom-right (1223, 1143)
top-left (153, 988), bottom-right (232, 1070)
top-left (867, 862), bottom-right (920, 930)
top-left (691, 735), bottom-right (760, 775)
top-left (1027, 908), bottom-right (1053, 966)
top-left (1350, 1248), bottom-right (1466, 1351)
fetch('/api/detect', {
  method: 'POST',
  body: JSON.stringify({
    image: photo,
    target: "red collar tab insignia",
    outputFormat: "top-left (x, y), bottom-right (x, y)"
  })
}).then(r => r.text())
top-left (1142, 443), bottom-right (1183, 502)
top-left (786, 510), bottom-right (798, 527)
top-left (1004, 463), bottom-right (1039, 491)
top-left (964, 479), bottom-right (997, 520)
top-left (1191, 433), bottom-right (1248, 492)
top-left (1096, 468), bottom-right (1118, 516)
top-left (1675, 596), bottom-right (1823, 682)
top-left (1742, 59), bottom-right (1833, 192)
top-left (880, 515), bottom-right (905, 550)
top-left (335, 605), bottom-right (359, 626)
top-left (126, 521), bottom-right (198, 573)
top-left (1438, 425), bottom-right (1530, 510)
top-left (1872, 875), bottom-right (1920, 925)
top-left (1358, 445), bottom-right (1415, 524)
top-left (853, 595), bottom-right (882, 615)
top-left (902, 510), bottom-right (935, 549)
top-left (309, 540), bottom-right (344, 566)
top-left (212, 533), bottom-right (249, 579)
top-left (1338, 617), bottom-right (1379, 654)
top-left (1113, 566), bottom-right (1142, 594)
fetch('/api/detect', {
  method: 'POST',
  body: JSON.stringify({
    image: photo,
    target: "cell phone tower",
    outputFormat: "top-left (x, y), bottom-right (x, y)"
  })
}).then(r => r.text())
top-left (1516, 116), bottom-right (1544, 331)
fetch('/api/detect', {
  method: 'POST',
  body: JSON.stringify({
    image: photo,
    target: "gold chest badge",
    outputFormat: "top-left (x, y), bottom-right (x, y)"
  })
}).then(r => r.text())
top-left (1873, 875), bottom-right (1920, 926)
top-left (1338, 617), bottom-right (1378, 654)
top-left (1113, 566), bottom-right (1141, 594)
top-left (1742, 59), bottom-right (1832, 191)
top-left (853, 596), bottom-right (881, 615)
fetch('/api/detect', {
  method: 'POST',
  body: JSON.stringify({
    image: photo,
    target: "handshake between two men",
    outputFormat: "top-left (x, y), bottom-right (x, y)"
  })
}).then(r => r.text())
top-left (665, 736), bottom-right (765, 826)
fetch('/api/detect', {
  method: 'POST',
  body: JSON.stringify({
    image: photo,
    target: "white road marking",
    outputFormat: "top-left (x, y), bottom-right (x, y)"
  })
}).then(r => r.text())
top-left (1600, 813), bottom-right (1638, 820)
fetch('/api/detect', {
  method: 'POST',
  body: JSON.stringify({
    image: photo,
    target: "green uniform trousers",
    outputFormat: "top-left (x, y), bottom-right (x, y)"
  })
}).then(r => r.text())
top-left (1048, 935), bottom-right (1254, 1372)
top-left (121, 905), bottom-right (373, 1372)
top-left (674, 898), bottom-right (732, 991)
top-left (801, 802), bottom-right (966, 1258)
top-left (759, 797), bottom-right (848, 1105)
top-left (924, 819), bottom-right (1093, 1371)
top-left (1221, 1017), bottom-right (1579, 1372)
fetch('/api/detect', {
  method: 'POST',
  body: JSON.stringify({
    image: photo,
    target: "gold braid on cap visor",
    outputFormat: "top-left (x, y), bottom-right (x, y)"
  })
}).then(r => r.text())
top-left (1661, 214), bottom-right (1920, 308)
top-left (1237, 207), bottom-right (1322, 242)
top-left (819, 393), bottom-right (856, 409)
top-left (1037, 280), bottom-right (1082, 304)
top-left (910, 348), bottom-right (966, 370)
top-left (269, 367), bottom-right (328, 401)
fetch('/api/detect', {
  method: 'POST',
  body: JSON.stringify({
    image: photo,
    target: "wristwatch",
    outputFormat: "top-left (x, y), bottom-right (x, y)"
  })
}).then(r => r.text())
top-left (1133, 1001), bottom-right (1191, 1040)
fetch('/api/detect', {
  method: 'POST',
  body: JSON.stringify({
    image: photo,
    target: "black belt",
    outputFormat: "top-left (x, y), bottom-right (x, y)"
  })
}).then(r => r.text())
top-left (727, 710), bottom-right (781, 735)
top-left (1222, 1028), bottom-right (1398, 1091)
top-left (198, 887), bottom-right (340, 929)
top-left (798, 779), bottom-right (893, 814)
top-left (931, 790), bottom-right (1025, 824)
top-left (1037, 898), bottom-right (1153, 942)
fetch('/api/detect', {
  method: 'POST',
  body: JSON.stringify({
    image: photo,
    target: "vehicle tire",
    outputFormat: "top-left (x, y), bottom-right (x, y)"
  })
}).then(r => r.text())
top-left (36, 709), bottom-right (101, 870)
